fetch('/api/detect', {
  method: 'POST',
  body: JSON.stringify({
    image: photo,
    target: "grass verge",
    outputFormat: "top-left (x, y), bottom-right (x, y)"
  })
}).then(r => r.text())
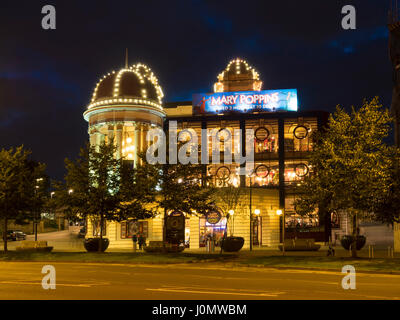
top-left (236, 255), bottom-right (400, 273)
top-left (0, 252), bottom-right (399, 274)
top-left (0, 251), bottom-right (237, 264)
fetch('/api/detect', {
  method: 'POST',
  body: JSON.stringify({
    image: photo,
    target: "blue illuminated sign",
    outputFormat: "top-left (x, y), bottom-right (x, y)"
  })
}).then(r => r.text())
top-left (192, 89), bottom-right (298, 114)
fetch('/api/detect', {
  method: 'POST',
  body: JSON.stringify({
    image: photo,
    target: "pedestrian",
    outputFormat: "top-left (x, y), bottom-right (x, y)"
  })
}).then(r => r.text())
top-left (132, 234), bottom-right (138, 252)
top-left (138, 233), bottom-right (146, 250)
top-left (327, 243), bottom-right (335, 256)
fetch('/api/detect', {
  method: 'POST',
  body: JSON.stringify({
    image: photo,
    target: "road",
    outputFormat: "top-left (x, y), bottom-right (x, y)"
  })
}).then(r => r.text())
top-left (3, 230), bottom-right (85, 252)
top-left (0, 262), bottom-right (399, 300)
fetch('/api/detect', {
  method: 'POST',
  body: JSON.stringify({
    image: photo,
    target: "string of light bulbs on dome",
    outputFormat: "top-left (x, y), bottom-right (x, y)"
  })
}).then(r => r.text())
top-left (217, 58), bottom-right (260, 80)
top-left (86, 63), bottom-right (164, 111)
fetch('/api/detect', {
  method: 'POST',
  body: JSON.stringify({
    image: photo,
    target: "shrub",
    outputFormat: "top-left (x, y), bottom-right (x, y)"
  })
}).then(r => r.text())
top-left (340, 235), bottom-right (366, 251)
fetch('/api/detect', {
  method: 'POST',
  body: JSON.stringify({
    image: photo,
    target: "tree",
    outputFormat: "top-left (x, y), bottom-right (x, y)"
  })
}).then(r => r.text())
top-left (55, 143), bottom-right (160, 252)
top-left (158, 162), bottom-right (216, 244)
top-left (26, 160), bottom-right (48, 240)
top-left (0, 146), bottom-right (44, 252)
top-left (213, 185), bottom-right (248, 236)
top-left (140, 152), bottom-right (216, 246)
top-left (118, 159), bottom-right (158, 220)
top-left (56, 142), bottom-right (121, 252)
top-left (294, 97), bottom-right (397, 257)
top-left (370, 155), bottom-right (400, 225)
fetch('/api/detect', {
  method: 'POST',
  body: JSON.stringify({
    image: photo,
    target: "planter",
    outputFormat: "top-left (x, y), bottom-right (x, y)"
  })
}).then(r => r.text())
top-left (221, 236), bottom-right (244, 252)
top-left (144, 241), bottom-right (185, 253)
top-left (340, 235), bottom-right (366, 251)
top-left (84, 238), bottom-right (109, 252)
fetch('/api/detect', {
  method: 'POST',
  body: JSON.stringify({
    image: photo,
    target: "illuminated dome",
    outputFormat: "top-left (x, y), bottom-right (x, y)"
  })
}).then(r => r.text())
top-left (214, 58), bottom-right (262, 93)
top-left (83, 62), bottom-right (165, 126)
top-left (85, 63), bottom-right (164, 112)
top-left (83, 61), bottom-right (166, 166)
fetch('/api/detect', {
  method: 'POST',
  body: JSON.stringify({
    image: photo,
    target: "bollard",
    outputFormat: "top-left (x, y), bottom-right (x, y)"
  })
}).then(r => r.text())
top-left (388, 246), bottom-right (394, 258)
top-left (369, 245), bottom-right (375, 258)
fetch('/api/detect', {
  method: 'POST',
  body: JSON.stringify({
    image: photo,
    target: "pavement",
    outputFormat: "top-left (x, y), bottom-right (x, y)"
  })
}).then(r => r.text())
top-left (3, 230), bottom-right (85, 252)
top-left (0, 261), bottom-right (399, 300)
top-left (1, 230), bottom-right (398, 258)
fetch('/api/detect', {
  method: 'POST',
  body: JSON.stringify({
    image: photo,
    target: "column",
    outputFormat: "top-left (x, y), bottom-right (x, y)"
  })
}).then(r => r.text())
top-left (142, 124), bottom-right (149, 163)
top-left (107, 124), bottom-right (115, 144)
top-left (115, 123), bottom-right (123, 160)
top-left (93, 130), bottom-right (102, 152)
top-left (134, 122), bottom-right (139, 168)
top-left (89, 130), bottom-right (97, 147)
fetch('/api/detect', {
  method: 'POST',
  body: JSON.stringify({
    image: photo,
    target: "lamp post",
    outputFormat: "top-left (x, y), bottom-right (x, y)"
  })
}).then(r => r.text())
top-left (228, 209), bottom-right (234, 236)
top-left (34, 177), bottom-right (44, 241)
top-left (34, 185), bottom-right (39, 241)
top-left (277, 209), bottom-right (285, 255)
top-left (254, 209), bottom-right (260, 247)
top-left (247, 171), bottom-right (255, 251)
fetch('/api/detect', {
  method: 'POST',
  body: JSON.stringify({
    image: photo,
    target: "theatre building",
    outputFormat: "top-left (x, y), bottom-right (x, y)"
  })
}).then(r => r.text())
top-left (83, 58), bottom-right (330, 249)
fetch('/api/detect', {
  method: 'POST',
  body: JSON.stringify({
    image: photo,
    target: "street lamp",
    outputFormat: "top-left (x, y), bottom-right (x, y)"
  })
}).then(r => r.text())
top-left (253, 209), bottom-right (260, 247)
top-left (34, 178), bottom-right (44, 241)
top-left (277, 209), bottom-right (285, 255)
top-left (247, 170), bottom-right (255, 251)
top-left (228, 210), bottom-right (234, 236)
top-left (68, 189), bottom-right (74, 195)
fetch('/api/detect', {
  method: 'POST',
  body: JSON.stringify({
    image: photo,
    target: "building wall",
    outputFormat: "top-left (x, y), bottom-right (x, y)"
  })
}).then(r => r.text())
top-left (227, 188), bottom-right (280, 248)
top-left (394, 223), bottom-right (400, 252)
top-left (331, 211), bottom-right (351, 245)
top-left (85, 188), bottom-right (280, 250)
top-left (332, 212), bottom-right (394, 248)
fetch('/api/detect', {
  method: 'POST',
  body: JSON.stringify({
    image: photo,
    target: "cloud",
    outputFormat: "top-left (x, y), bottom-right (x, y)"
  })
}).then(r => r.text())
top-left (327, 26), bottom-right (389, 54)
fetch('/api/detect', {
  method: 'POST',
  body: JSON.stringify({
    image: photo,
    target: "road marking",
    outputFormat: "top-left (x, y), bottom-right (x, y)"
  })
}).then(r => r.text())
top-left (0, 280), bottom-right (109, 288)
top-left (146, 286), bottom-right (284, 297)
top-left (146, 288), bottom-right (281, 297)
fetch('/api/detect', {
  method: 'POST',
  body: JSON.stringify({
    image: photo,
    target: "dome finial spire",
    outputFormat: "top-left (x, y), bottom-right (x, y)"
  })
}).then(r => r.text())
top-left (125, 48), bottom-right (128, 68)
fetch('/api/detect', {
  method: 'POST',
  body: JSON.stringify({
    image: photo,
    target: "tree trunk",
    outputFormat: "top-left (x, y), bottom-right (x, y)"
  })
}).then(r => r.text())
top-left (220, 216), bottom-right (228, 255)
top-left (351, 212), bottom-right (358, 258)
top-left (3, 218), bottom-right (7, 253)
top-left (162, 207), bottom-right (167, 253)
top-left (98, 214), bottom-right (103, 253)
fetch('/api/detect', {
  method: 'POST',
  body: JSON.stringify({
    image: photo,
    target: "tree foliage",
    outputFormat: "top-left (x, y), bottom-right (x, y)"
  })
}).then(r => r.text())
top-left (54, 143), bottom-right (161, 251)
top-left (0, 146), bottom-right (46, 251)
top-left (294, 97), bottom-right (398, 257)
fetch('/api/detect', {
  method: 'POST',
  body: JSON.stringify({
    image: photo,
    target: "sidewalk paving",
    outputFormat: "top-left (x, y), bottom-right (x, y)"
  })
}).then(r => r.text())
top-left (1, 232), bottom-right (398, 260)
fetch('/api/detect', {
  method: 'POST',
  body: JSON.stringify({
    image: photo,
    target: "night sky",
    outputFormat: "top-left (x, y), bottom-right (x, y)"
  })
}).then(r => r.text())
top-left (0, 0), bottom-right (392, 180)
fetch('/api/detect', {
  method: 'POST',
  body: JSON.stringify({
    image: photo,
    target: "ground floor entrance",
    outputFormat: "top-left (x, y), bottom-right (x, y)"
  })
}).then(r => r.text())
top-left (199, 217), bottom-right (227, 248)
